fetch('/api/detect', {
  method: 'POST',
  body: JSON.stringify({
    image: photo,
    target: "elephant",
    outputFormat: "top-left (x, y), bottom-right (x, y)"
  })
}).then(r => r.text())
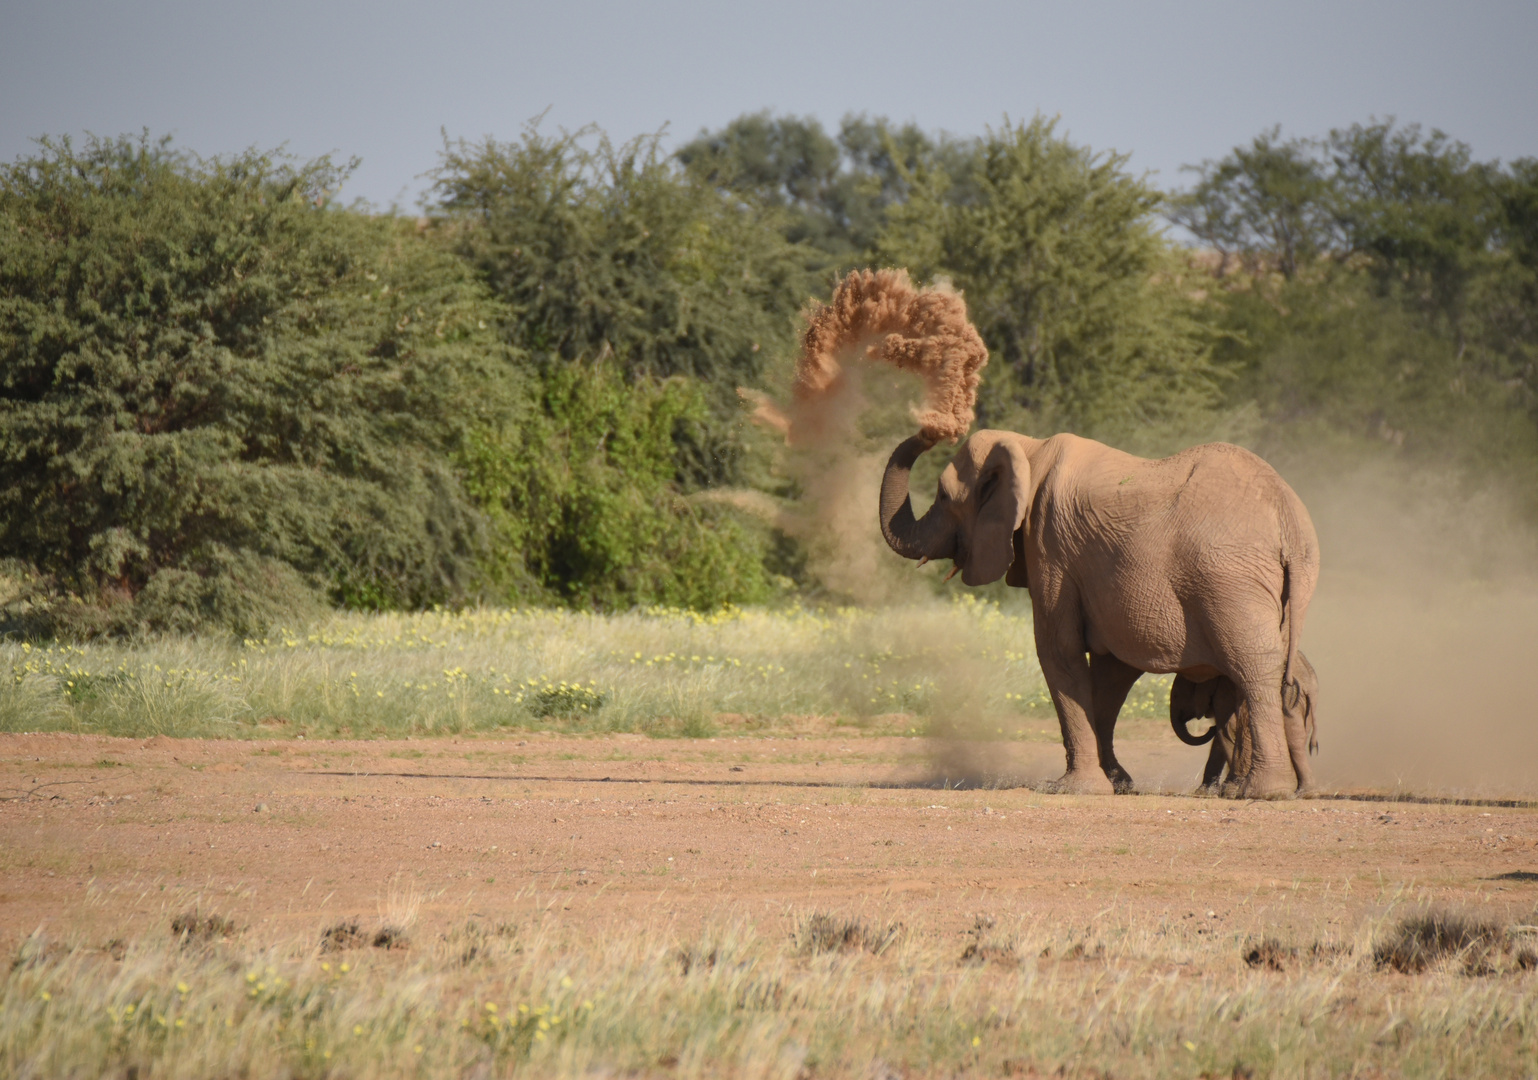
top-left (878, 428), bottom-right (1320, 798)
top-left (1170, 650), bottom-right (1319, 793)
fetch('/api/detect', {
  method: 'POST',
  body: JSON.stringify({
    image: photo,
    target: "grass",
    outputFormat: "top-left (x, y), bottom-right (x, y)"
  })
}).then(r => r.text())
top-left (0, 598), bottom-right (1179, 742)
top-left (5, 905), bottom-right (1537, 1078)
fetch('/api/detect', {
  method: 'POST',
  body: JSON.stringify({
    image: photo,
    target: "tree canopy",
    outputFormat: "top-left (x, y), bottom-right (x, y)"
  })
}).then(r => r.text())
top-left (1, 112), bottom-right (1532, 637)
top-left (0, 134), bottom-right (513, 636)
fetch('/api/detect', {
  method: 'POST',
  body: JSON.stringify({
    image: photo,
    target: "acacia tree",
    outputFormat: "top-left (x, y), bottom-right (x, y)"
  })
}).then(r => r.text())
top-left (877, 117), bottom-right (1228, 446)
top-left (0, 134), bottom-right (513, 636)
top-left (1173, 122), bottom-right (1538, 501)
top-left (431, 122), bottom-right (817, 489)
top-left (675, 112), bottom-right (960, 263)
top-left (1168, 126), bottom-right (1338, 278)
top-left (430, 122), bottom-right (816, 608)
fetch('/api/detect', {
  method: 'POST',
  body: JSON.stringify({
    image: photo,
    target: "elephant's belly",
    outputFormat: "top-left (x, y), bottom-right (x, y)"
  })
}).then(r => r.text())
top-left (1082, 590), bottom-right (1213, 675)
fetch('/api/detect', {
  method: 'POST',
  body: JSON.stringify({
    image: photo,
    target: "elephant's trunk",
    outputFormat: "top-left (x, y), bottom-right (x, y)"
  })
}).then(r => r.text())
top-left (1170, 715), bottom-right (1218, 747)
top-left (879, 434), bottom-right (957, 562)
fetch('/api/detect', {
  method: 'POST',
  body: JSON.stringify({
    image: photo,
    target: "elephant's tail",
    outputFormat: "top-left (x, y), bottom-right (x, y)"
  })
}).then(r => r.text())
top-left (1277, 490), bottom-right (1319, 718)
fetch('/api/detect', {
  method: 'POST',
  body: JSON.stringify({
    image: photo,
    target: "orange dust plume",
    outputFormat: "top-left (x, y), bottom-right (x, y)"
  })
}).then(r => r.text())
top-left (792, 268), bottom-right (988, 444)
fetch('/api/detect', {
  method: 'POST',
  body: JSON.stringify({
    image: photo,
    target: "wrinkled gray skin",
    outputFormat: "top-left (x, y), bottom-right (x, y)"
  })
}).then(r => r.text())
top-left (880, 429), bottom-right (1320, 798)
top-left (1171, 651), bottom-right (1319, 794)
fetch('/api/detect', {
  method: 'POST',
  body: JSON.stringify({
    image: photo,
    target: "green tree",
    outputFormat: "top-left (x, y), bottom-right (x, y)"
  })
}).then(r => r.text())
top-left (1175, 121), bottom-right (1538, 502)
top-left (430, 121), bottom-right (817, 488)
top-left (676, 112), bottom-right (963, 263)
top-left (0, 134), bottom-right (513, 637)
top-left (458, 361), bottom-right (773, 610)
top-left (1169, 126), bottom-right (1338, 278)
top-left (878, 116), bottom-right (1228, 446)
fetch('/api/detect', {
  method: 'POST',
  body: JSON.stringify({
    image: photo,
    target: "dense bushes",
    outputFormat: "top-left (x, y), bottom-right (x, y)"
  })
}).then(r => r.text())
top-left (1173, 121), bottom-right (1538, 500)
top-left (458, 360), bottom-right (774, 610)
top-left (0, 135), bottom-right (513, 636)
top-left (430, 123), bottom-right (817, 489)
top-left (2, 115), bottom-right (1533, 637)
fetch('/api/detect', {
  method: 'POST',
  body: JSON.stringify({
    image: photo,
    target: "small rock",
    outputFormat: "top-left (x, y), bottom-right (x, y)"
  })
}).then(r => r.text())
top-left (1207, 910), bottom-right (1217, 918)
top-left (254, 803), bottom-right (268, 813)
top-left (430, 840), bottom-right (441, 848)
top-left (984, 806), bottom-right (995, 815)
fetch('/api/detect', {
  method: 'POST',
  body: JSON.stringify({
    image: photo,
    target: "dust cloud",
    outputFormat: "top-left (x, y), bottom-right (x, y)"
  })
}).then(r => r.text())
top-left (758, 270), bottom-right (1538, 800)
top-left (750, 268), bottom-right (989, 604)
top-left (792, 267), bottom-right (988, 444)
top-left (914, 459), bottom-right (1538, 800)
top-left (1291, 461), bottom-right (1538, 798)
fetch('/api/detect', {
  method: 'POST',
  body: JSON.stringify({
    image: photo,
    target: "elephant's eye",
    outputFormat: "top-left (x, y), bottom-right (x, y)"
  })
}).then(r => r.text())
top-left (977, 471), bottom-right (1000, 507)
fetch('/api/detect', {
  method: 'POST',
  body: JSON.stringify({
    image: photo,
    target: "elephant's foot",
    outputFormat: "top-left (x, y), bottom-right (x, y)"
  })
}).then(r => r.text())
top-left (1104, 766), bottom-right (1135, 794)
top-left (1233, 766), bottom-right (1297, 800)
top-left (1046, 770), bottom-right (1116, 796)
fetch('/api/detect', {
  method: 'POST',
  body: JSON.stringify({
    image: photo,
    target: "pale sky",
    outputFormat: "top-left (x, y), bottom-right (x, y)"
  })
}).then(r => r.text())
top-left (3, 0), bottom-right (1534, 209)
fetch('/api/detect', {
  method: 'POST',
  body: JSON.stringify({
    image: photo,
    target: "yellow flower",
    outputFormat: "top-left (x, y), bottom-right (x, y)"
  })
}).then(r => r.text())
top-left (39, 991), bottom-right (50, 1001)
top-left (176, 981), bottom-right (189, 994)
top-left (354, 1025), bottom-right (364, 1036)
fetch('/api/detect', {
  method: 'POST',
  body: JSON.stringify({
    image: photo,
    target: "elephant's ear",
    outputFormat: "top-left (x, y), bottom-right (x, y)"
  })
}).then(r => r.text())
top-left (962, 438), bottom-right (1031, 586)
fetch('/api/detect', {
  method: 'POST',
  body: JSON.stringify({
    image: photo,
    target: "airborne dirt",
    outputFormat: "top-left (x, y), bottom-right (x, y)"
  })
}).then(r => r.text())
top-left (4, 730), bottom-right (1537, 953)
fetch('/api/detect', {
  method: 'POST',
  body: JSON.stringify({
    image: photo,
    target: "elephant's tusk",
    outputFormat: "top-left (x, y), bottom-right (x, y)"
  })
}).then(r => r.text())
top-left (916, 557), bottom-right (930, 569)
top-left (943, 565), bottom-right (960, 583)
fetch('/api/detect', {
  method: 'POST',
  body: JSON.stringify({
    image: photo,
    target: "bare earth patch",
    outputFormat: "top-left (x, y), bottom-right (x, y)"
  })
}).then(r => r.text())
top-left (4, 731), bottom-right (1538, 1076)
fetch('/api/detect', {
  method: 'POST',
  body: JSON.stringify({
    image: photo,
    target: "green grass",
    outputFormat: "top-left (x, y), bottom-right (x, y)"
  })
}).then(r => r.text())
top-left (0, 598), bottom-right (1177, 741)
top-left (6, 907), bottom-right (1535, 1079)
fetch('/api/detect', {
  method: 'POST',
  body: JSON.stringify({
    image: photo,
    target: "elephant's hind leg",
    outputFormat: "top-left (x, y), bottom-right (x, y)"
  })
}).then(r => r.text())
top-left (1229, 668), bottom-right (1296, 799)
top-left (1089, 653), bottom-right (1143, 793)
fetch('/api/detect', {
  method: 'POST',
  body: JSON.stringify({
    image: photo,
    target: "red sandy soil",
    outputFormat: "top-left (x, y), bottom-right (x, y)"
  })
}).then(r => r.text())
top-left (3, 732), bottom-right (1536, 950)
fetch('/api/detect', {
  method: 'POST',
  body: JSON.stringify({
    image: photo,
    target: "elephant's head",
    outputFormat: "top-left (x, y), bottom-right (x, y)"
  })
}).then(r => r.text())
top-left (878, 430), bottom-right (1033, 586)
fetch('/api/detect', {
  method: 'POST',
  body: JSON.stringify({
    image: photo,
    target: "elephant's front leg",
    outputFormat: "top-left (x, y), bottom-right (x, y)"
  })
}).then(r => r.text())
top-left (1035, 591), bottom-right (1114, 795)
top-left (1089, 653), bottom-right (1142, 793)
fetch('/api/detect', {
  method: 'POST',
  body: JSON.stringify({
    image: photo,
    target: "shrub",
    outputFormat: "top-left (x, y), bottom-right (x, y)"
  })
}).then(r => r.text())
top-left (430, 121), bottom-right (817, 490)
top-left (460, 359), bottom-right (776, 610)
top-left (0, 134), bottom-right (515, 637)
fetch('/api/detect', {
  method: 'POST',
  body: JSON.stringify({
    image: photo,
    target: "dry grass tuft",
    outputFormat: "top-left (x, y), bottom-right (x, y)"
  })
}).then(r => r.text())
top-left (1373, 910), bottom-right (1511, 974)
top-left (169, 910), bottom-right (237, 945)
top-left (320, 919), bottom-right (408, 953)
top-left (793, 912), bottom-right (902, 956)
top-left (1243, 938), bottom-right (1295, 972)
top-left (960, 915), bottom-right (1019, 967)
top-left (319, 919), bottom-right (369, 952)
top-left (371, 925), bottom-right (411, 950)
top-left (793, 268), bottom-right (988, 444)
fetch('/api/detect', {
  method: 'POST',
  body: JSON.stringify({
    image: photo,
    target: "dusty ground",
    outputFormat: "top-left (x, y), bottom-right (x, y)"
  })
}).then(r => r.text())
top-left (4, 731), bottom-right (1537, 953)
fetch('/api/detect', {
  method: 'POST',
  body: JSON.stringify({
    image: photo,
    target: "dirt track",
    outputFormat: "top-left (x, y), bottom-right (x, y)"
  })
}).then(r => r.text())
top-left (4, 732), bottom-right (1537, 951)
